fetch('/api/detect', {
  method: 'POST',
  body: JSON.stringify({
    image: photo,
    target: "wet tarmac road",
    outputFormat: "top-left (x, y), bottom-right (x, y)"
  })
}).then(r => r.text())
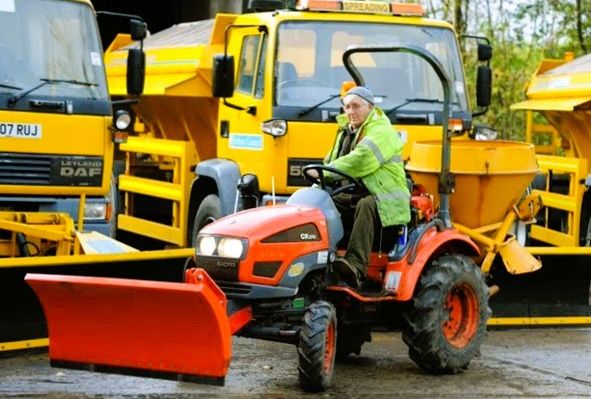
top-left (1, 328), bottom-right (591, 398)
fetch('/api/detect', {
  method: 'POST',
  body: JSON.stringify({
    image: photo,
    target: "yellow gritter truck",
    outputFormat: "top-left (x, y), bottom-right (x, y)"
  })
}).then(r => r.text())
top-left (105, 1), bottom-right (501, 249)
top-left (0, 0), bottom-right (176, 352)
top-left (505, 53), bottom-right (591, 324)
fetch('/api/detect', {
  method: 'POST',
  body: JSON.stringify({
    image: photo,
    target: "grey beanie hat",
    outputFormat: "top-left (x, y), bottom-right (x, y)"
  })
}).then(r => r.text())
top-left (343, 86), bottom-right (374, 105)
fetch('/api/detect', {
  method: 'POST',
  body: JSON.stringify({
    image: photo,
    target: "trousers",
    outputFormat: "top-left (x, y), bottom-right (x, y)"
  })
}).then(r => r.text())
top-left (332, 193), bottom-right (379, 277)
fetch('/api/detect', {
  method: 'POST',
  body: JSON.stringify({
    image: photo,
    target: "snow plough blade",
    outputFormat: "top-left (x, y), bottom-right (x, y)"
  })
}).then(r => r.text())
top-left (25, 269), bottom-right (251, 385)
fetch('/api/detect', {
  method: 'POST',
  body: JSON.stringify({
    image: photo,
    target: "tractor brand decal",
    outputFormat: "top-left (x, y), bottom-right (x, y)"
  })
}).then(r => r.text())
top-left (0, 122), bottom-right (42, 139)
top-left (229, 133), bottom-right (263, 151)
top-left (215, 260), bottom-right (237, 269)
top-left (385, 271), bottom-right (402, 292)
top-left (317, 251), bottom-right (328, 264)
top-left (51, 157), bottom-right (103, 186)
top-left (262, 223), bottom-right (321, 243)
top-left (195, 255), bottom-right (239, 281)
top-left (287, 262), bottom-right (305, 277)
top-left (300, 232), bottom-right (317, 241)
top-left (287, 158), bottom-right (323, 187)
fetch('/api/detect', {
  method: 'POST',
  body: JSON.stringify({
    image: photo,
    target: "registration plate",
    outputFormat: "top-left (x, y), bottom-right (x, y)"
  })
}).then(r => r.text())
top-left (0, 122), bottom-right (42, 139)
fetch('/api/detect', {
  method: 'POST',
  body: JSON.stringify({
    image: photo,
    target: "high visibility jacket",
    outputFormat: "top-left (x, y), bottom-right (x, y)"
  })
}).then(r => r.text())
top-left (324, 107), bottom-right (411, 227)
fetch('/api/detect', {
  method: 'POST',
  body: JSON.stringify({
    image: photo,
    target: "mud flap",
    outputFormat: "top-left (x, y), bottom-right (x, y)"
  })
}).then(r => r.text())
top-left (25, 269), bottom-right (250, 384)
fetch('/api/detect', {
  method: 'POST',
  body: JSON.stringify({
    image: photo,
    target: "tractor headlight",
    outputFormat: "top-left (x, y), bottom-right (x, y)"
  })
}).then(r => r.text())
top-left (197, 235), bottom-right (217, 256)
top-left (217, 237), bottom-right (244, 259)
top-left (195, 234), bottom-right (248, 259)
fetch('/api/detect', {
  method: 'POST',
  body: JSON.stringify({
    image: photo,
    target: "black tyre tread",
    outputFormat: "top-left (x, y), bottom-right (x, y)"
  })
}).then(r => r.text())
top-left (297, 301), bottom-right (337, 392)
top-left (402, 254), bottom-right (491, 374)
top-left (191, 194), bottom-right (222, 245)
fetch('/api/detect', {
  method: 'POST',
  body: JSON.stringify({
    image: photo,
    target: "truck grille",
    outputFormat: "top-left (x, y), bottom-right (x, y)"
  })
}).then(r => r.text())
top-left (0, 153), bottom-right (51, 185)
top-left (0, 153), bottom-right (103, 186)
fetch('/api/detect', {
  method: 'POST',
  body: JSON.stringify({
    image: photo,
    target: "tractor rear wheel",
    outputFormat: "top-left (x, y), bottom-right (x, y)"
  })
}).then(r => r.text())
top-left (402, 254), bottom-right (491, 374)
top-left (297, 301), bottom-right (337, 392)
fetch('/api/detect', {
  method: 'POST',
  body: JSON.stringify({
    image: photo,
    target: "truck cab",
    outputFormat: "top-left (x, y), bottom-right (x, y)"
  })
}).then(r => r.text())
top-left (218, 4), bottom-right (472, 191)
top-left (0, 0), bottom-right (115, 242)
top-left (0, 0), bottom-right (145, 256)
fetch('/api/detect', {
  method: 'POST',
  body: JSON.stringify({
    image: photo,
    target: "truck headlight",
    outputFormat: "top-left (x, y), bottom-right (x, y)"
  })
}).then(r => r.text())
top-left (84, 203), bottom-right (107, 220)
top-left (262, 119), bottom-right (287, 137)
top-left (472, 124), bottom-right (498, 141)
top-left (114, 109), bottom-right (132, 131)
top-left (217, 237), bottom-right (244, 259)
top-left (197, 235), bottom-right (217, 256)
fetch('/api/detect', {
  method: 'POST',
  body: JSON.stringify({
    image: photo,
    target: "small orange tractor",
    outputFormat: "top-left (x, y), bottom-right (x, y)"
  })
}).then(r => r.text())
top-left (27, 46), bottom-right (493, 392)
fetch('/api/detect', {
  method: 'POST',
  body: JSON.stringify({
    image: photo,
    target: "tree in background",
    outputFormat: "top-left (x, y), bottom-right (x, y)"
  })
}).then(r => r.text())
top-left (422, 0), bottom-right (590, 140)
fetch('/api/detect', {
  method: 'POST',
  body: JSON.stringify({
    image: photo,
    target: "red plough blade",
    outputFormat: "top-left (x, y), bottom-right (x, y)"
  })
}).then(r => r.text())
top-left (25, 269), bottom-right (243, 384)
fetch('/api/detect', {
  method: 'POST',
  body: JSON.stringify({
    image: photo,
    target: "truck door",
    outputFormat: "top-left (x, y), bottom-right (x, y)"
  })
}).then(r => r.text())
top-left (217, 29), bottom-right (271, 191)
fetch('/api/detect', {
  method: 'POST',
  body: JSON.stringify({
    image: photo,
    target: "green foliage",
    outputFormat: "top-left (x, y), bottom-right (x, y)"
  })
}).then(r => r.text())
top-left (422, 0), bottom-right (590, 141)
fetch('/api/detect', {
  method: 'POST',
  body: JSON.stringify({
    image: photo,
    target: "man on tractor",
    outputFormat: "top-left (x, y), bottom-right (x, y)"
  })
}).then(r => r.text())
top-left (309, 86), bottom-right (411, 288)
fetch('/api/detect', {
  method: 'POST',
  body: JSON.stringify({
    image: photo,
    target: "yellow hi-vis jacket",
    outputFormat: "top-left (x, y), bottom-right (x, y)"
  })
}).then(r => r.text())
top-left (324, 106), bottom-right (411, 227)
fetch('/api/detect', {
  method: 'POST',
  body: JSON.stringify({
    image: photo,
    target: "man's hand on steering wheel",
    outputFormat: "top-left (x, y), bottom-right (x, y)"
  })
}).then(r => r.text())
top-left (306, 169), bottom-right (320, 180)
top-left (302, 164), bottom-right (364, 197)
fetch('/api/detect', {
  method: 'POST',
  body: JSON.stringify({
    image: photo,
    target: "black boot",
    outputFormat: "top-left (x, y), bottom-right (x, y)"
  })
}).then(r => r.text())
top-left (332, 257), bottom-right (361, 288)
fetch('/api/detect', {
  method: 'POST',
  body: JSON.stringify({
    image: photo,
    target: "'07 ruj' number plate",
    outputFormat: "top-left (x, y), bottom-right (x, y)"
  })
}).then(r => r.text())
top-left (0, 122), bottom-right (42, 139)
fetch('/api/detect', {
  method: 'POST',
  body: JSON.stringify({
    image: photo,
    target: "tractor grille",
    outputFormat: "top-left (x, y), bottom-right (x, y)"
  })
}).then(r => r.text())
top-left (216, 281), bottom-right (252, 297)
top-left (0, 153), bottom-right (51, 185)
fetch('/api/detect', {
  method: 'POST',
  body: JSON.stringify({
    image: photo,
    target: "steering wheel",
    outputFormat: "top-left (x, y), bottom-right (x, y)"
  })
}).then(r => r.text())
top-left (302, 164), bottom-right (364, 197)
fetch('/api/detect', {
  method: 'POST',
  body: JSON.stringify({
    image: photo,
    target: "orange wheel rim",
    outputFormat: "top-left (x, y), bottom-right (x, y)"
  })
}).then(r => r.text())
top-left (443, 283), bottom-right (479, 348)
top-left (323, 322), bottom-right (335, 372)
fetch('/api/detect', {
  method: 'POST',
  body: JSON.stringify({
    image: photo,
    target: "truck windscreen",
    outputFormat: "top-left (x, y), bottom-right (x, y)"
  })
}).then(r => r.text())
top-left (0, 0), bottom-right (109, 114)
top-left (274, 21), bottom-right (469, 124)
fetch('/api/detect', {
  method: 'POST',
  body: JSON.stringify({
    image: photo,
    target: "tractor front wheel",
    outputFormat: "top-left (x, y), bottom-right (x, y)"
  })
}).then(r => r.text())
top-left (402, 254), bottom-right (491, 374)
top-left (297, 301), bottom-right (337, 392)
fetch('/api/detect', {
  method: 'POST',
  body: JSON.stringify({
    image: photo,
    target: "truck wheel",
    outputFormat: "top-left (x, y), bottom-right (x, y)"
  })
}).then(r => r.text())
top-left (335, 323), bottom-right (371, 361)
top-left (191, 194), bottom-right (222, 245)
top-left (402, 254), bottom-right (491, 374)
top-left (297, 301), bottom-right (337, 392)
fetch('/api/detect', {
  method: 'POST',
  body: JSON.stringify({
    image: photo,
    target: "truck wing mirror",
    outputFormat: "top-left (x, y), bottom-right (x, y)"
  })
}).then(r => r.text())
top-left (212, 55), bottom-right (235, 98)
top-left (127, 48), bottom-right (145, 95)
top-left (130, 19), bottom-right (147, 41)
top-left (476, 65), bottom-right (491, 108)
top-left (477, 43), bottom-right (492, 62)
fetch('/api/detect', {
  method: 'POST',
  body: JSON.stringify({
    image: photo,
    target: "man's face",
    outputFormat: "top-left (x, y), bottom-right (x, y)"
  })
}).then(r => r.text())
top-left (343, 95), bottom-right (372, 129)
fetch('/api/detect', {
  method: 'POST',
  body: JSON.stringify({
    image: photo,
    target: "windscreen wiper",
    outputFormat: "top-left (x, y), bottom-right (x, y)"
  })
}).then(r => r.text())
top-left (385, 97), bottom-right (459, 116)
top-left (298, 94), bottom-right (341, 118)
top-left (7, 78), bottom-right (98, 107)
top-left (0, 82), bottom-right (22, 90)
